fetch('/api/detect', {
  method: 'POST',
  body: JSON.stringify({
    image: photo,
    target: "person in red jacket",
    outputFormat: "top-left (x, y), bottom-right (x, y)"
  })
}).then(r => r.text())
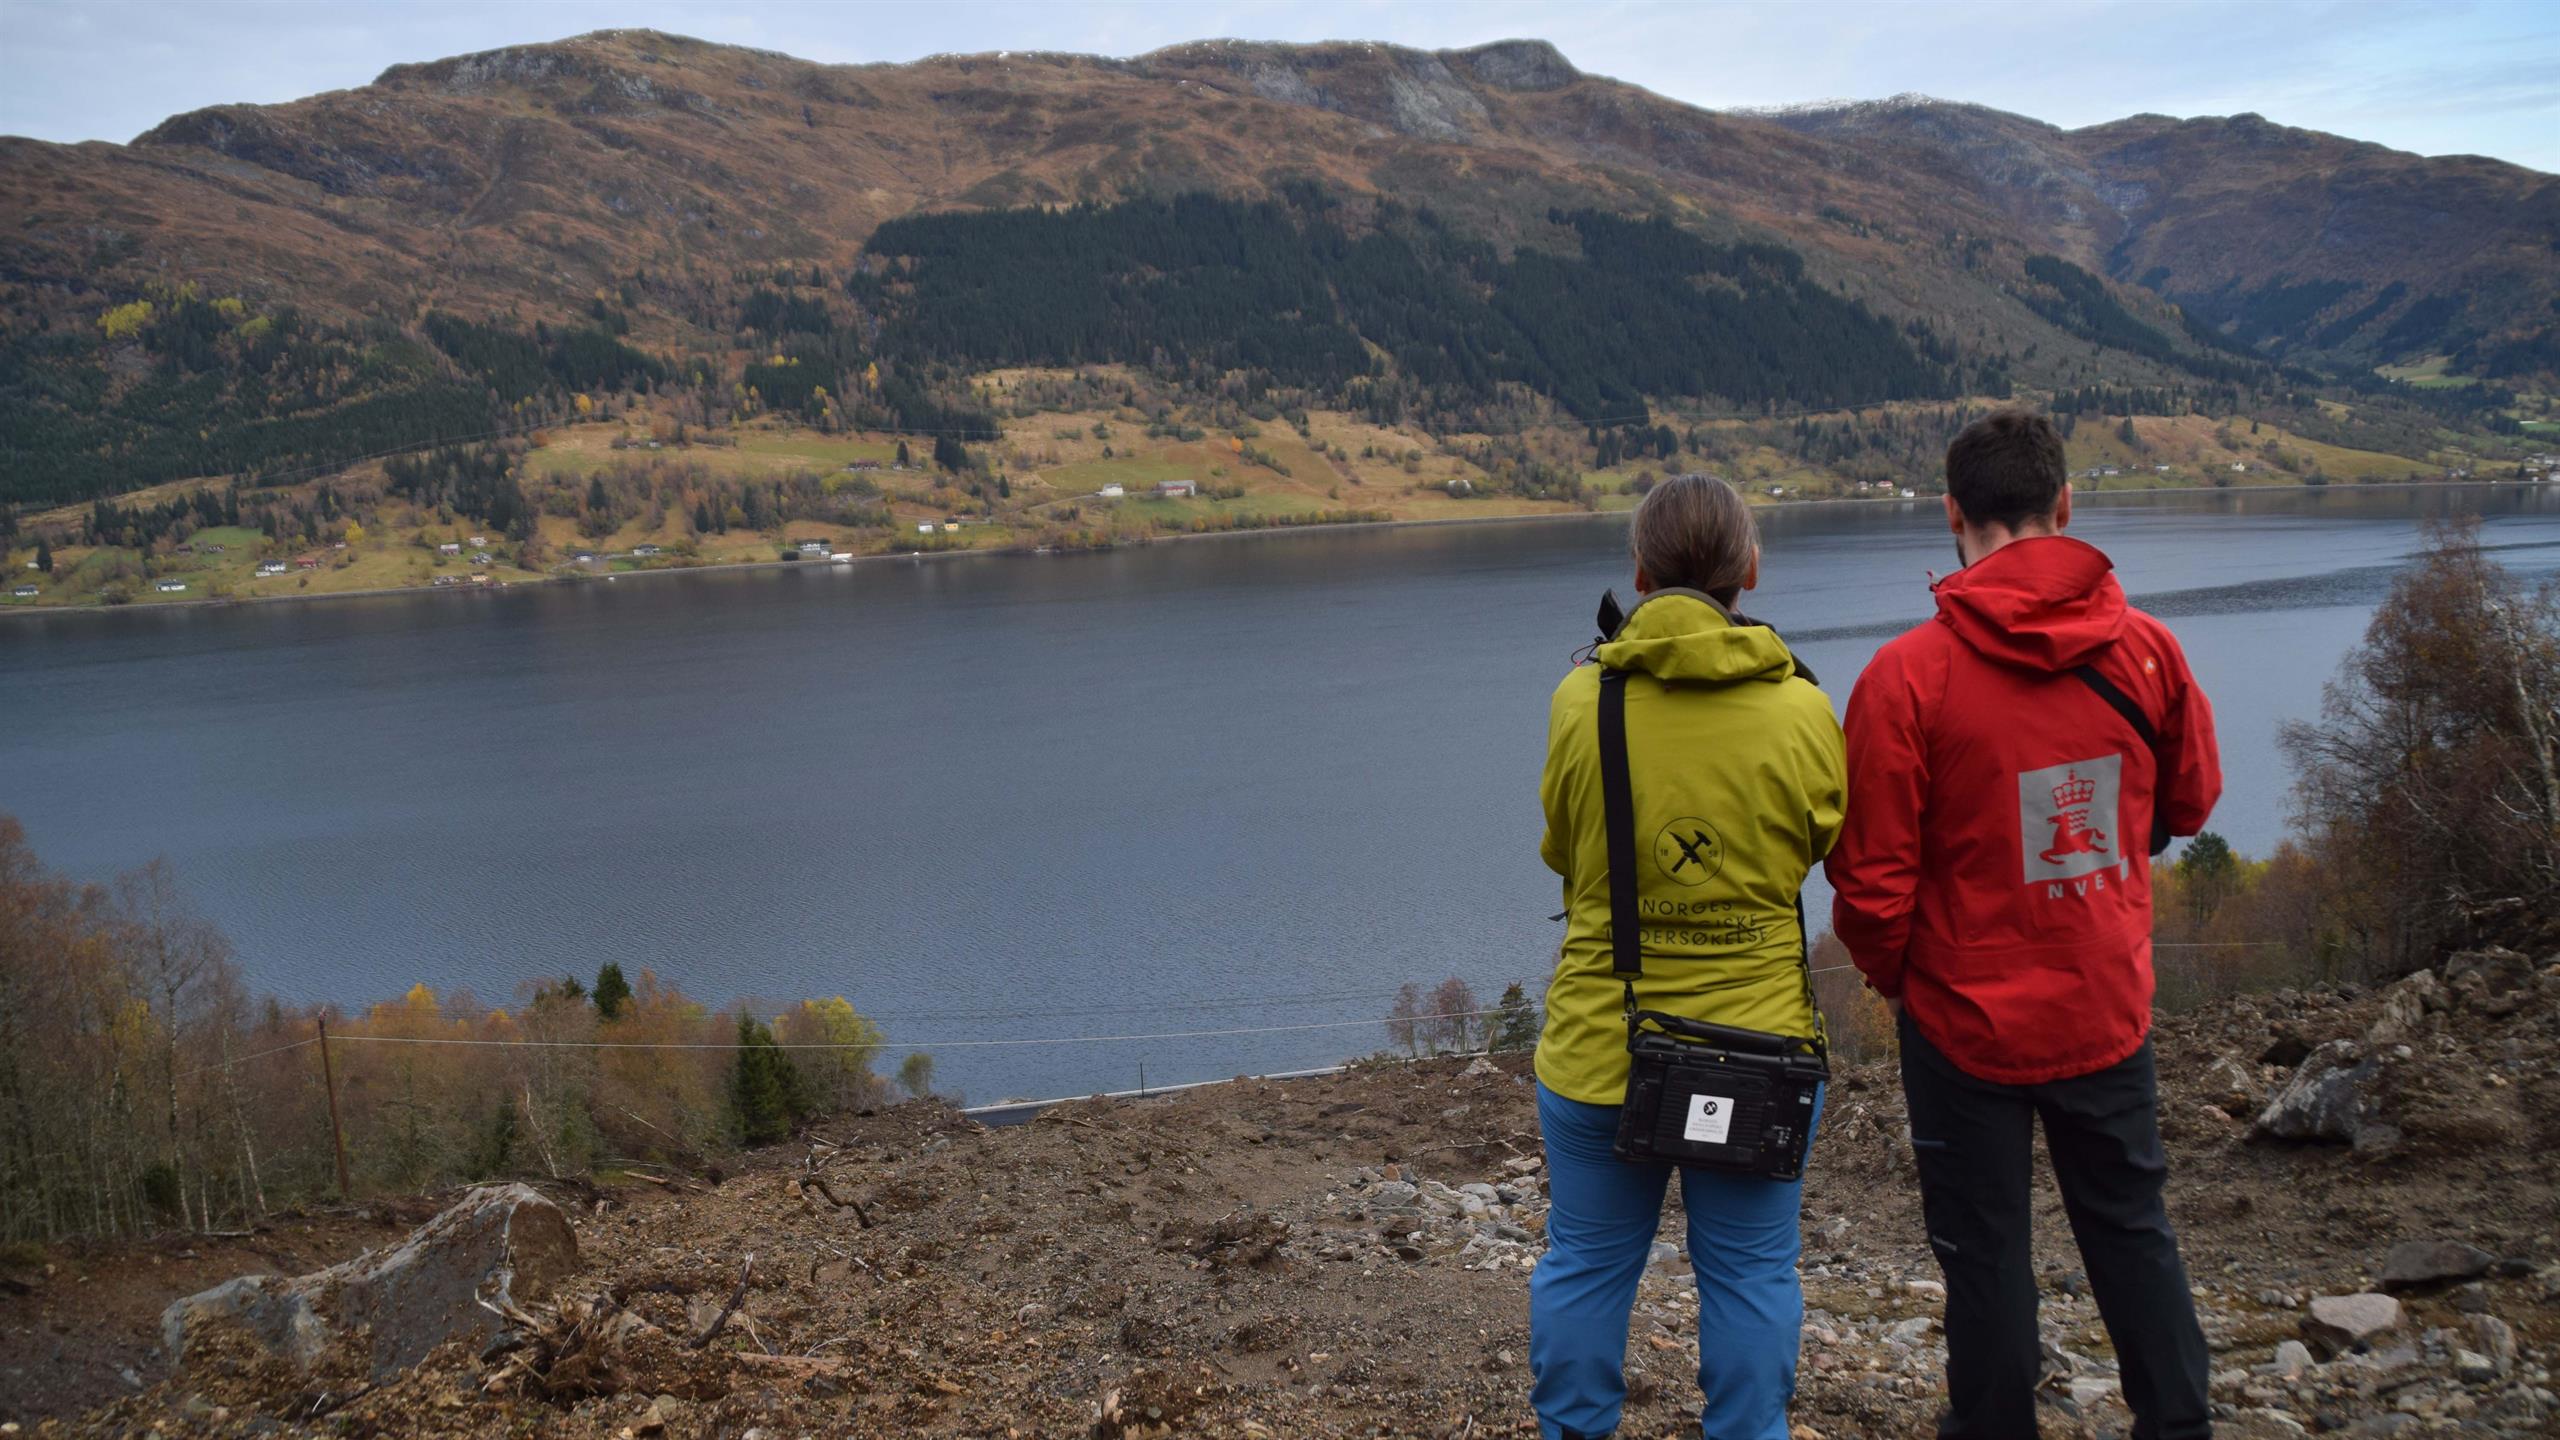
top-left (1828, 409), bottom-right (2221, 1440)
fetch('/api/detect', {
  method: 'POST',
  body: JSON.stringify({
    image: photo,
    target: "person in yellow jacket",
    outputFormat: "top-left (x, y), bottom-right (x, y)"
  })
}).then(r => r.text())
top-left (1529, 474), bottom-right (1845, 1440)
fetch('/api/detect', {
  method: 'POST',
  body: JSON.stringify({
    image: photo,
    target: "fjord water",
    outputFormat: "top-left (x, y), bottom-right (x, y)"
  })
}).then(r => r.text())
top-left (7, 485), bottom-right (2556, 1102)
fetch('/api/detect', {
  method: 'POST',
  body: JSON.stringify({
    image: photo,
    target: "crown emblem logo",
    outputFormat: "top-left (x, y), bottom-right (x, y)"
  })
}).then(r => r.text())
top-left (2038, 768), bottom-right (2111, 865)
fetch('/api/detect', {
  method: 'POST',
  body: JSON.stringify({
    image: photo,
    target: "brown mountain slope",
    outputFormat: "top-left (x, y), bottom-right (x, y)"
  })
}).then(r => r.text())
top-left (1762, 95), bottom-right (2559, 361)
top-left (5, 29), bottom-right (2547, 361)
top-left (1, 31), bottom-right (2553, 516)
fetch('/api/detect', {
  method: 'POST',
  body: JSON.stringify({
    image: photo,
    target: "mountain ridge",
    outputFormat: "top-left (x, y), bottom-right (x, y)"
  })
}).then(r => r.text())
top-left (1, 30), bottom-right (2551, 509)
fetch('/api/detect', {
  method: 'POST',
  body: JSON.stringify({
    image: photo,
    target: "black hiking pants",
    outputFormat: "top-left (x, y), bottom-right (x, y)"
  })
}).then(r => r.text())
top-left (1898, 1014), bottom-right (2212, 1440)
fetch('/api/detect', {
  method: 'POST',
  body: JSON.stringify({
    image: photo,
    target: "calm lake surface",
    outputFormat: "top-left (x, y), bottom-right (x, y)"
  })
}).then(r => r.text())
top-left (9, 484), bottom-right (2558, 1101)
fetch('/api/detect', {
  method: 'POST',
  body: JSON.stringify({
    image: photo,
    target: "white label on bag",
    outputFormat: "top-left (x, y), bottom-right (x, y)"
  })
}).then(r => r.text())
top-left (1683, 1093), bottom-right (1735, 1145)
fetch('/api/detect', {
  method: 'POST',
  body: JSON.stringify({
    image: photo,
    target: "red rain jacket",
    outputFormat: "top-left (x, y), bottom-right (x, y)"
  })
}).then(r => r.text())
top-left (1827, 536), bottom-right (2221, 1084)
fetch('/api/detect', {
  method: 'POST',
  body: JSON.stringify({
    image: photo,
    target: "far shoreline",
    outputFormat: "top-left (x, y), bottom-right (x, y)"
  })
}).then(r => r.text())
top-left (3, 476), bottom-right (2543, 623)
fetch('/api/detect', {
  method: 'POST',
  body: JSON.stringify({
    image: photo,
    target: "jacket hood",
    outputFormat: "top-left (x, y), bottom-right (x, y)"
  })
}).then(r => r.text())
top-left (1594, 588), bottom-right (1801, 684)
top-left (1932, 535), bottom-right (2126, 672)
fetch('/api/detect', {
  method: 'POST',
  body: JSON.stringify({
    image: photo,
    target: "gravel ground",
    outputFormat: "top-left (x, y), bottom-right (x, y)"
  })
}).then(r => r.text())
top-left (12, 951), bottom-right (2559, 1439)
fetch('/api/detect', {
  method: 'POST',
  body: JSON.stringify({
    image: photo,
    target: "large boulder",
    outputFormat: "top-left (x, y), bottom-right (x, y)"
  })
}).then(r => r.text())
top-left (2442, 947), bottom-right (2536, 1018)
top-left (164, 1183), bottom-right (578, 1378)
top-left (2365, 971), bottom-right (2439, 1045)
top-left (2253, 1040), bottom-right (2380, 1145)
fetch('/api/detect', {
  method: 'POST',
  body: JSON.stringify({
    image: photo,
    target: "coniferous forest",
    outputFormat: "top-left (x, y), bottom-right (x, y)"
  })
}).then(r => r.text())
top-left (858, 198), bottom-right (1963, 428)
top-left (0, 186), bottom-right (2532, 517)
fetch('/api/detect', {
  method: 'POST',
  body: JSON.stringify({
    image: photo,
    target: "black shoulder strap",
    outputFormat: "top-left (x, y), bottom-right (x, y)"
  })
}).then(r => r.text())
top-left (1594, 665), bottom-right (1827, 1055)
top-left (1596, 668), bottom-right (1642, 981)
top-left (2069, 664), bottom-right (2173, 855)
top-left (2069, 664), bottom-right (2158, 748)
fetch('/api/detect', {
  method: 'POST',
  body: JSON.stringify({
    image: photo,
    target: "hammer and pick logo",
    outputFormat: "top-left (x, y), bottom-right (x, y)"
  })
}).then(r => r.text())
top-left (1653, 817), bottom-right (1725, 886)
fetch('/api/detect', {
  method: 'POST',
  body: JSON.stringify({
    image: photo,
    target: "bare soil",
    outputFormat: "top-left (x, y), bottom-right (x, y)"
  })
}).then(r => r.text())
top-left (7, 960), bottom-right (2556, 1439)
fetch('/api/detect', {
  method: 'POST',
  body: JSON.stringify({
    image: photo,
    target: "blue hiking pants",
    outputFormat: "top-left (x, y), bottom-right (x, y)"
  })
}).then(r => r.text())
top-left (1528, 1081), bottom-right (1821, 1440)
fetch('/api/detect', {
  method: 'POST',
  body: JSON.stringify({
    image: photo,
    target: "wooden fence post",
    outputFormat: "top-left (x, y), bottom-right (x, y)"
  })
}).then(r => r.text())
top-left (317, 1018), bottom-right (351, 1201)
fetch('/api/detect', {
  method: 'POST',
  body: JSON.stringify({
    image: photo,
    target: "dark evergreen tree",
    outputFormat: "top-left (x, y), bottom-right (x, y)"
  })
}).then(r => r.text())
top-left (1491, 981), bottom-right (1541, 1053)
top-left (592, 963), bottom-right (632, 1022)
top-left (35, 537), bottom-right (52, 574)
top-left (730, 1014), bottom-right (804, 1145)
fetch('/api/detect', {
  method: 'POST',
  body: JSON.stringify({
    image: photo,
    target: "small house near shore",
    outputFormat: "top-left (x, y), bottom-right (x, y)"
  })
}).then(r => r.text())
top-left (11, 585), bottom-right (37, 598)
top-left (257, 561), bottom-right (288, 576)
top-left (1153, 480), bottom-right (1198, 498)
top-left (155, 579), bottom-right (187, 593)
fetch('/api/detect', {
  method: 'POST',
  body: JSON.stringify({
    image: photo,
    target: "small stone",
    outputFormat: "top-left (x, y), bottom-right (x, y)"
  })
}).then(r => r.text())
top-left (2305, 1293), bottom-right (2403, 1350)
top-left (2379, 1240), bottom-right (2496, 1290)
top-left (1905, 1278), bottom-right (1946, 1300)
top-left (2266, 1339), bottom-right (2314, 1377)
top-left (2468, 1315), bottom-right (2517, 1375)
top-left (2069, 1376), bottom-right (2121, 1409)
top-left (2454, 1349), bottom-right (2499, 1385)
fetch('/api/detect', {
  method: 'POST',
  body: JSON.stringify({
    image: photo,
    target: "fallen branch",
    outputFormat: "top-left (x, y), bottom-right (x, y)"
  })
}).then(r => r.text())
top-left (687, 1254), bottom-right (755, 1350)
top-left (804, 1174), bottom-right (874, 1228)
top-left (1402, 1131), bottom-right (1537, 1159)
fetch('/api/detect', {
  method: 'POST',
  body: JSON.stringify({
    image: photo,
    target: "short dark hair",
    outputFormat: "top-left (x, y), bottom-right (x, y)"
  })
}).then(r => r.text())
top-left (1945, 409), bottom-right (2066, 529)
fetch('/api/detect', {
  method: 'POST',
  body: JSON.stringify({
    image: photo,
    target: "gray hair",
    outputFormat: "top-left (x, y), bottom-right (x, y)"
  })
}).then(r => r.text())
top-left (1629, 474), bottom-right (1757, 604)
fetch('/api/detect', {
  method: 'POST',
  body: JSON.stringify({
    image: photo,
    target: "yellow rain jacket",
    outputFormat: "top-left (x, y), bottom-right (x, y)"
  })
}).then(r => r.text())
top-left (1534, 589), bottom-right (1847, 1105)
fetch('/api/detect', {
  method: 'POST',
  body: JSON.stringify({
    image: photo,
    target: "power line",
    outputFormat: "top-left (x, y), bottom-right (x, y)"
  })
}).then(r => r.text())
top-left (317, 1007), bottom-right (1522, 1053)
top-left (175, 1035), bottom-right (318, 1081)
top-left (291, 968), bottom-right (1878, 1058)
top-left (168, 953), bottom-right (2290, 1074)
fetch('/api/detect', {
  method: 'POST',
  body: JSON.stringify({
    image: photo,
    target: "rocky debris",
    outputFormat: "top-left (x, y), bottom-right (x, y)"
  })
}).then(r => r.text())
top-left (162, 1184), bottom-right (577, 1378)
top-left (40, 966), bottom-right (2560, 1439)
top-left (2381, 1240), bottom-right (2499, 1290)
top-left (1155, 1208), bottom-right (1290, 1269)
top-left (1308, 1158), bottom-right (1549, 1274)
top-left (2306, 1293), bottom-right (2405, 1351)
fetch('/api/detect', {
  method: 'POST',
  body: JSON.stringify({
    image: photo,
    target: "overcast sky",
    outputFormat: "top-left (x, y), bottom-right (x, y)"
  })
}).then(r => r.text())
top-left (3, 0), bottom-right (2553, 171)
